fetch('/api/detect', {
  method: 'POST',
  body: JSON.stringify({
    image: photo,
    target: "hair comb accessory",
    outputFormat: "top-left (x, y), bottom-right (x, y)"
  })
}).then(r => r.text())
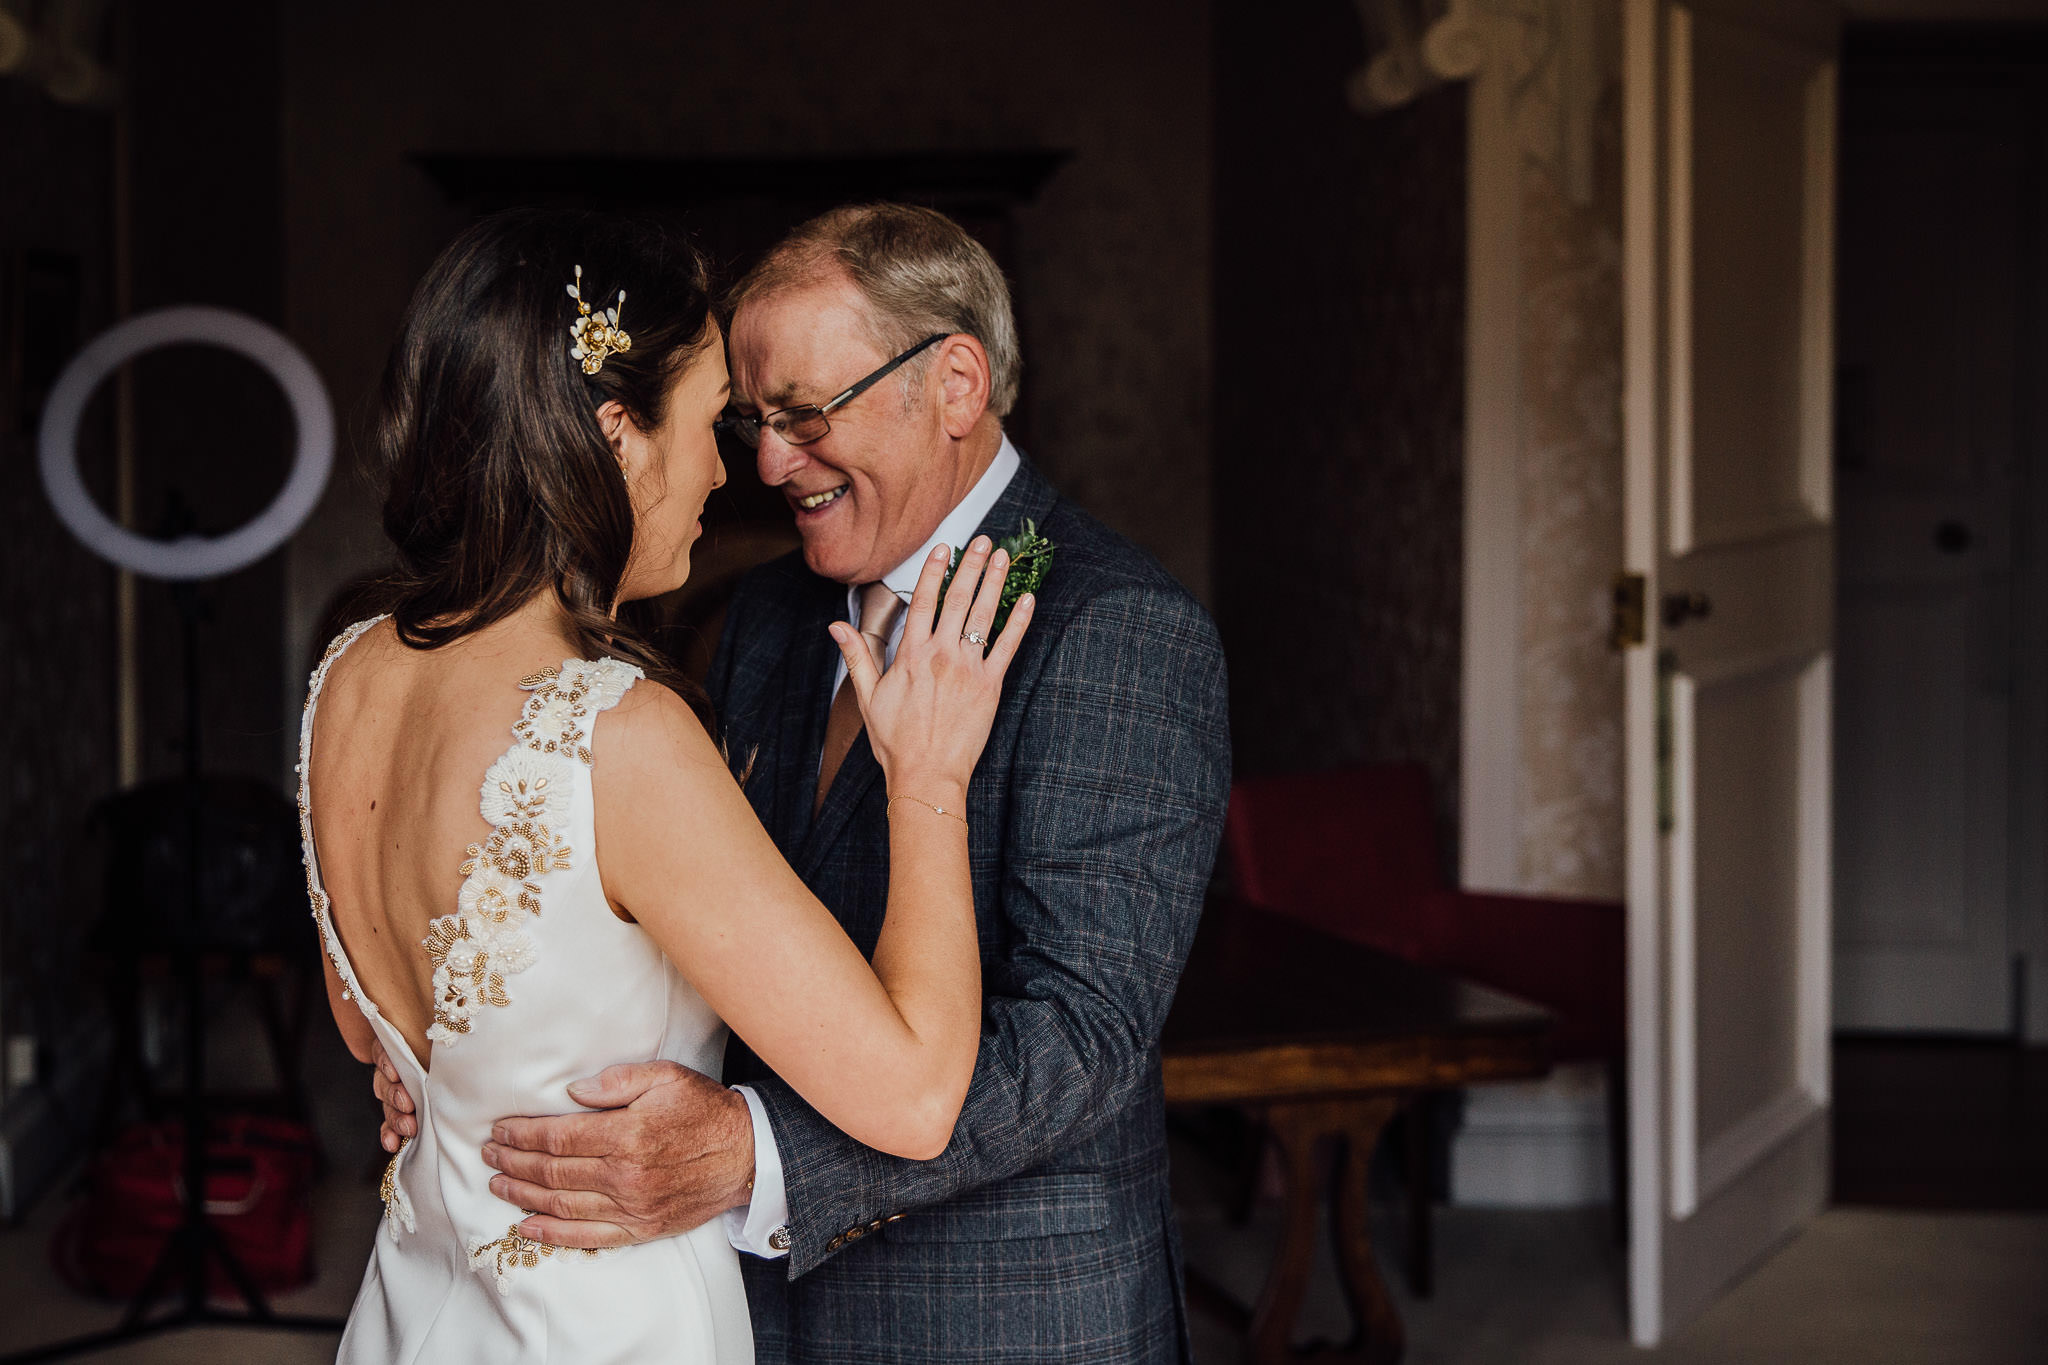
top-left (566, 264), bottom-right (632, 375)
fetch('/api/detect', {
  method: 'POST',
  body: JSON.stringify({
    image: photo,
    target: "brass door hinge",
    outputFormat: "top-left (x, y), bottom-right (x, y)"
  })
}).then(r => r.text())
top-left (1611, 573), bottom-right (1647, 649)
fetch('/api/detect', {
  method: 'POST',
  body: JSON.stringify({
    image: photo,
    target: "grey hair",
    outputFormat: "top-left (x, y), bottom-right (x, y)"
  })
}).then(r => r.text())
top-left (730, 203), bottom-right (1021, 417)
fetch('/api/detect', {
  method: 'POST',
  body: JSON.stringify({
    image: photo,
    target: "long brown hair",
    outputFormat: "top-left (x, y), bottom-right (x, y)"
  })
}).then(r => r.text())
top-left (373, 208), bottom-right (716, 721)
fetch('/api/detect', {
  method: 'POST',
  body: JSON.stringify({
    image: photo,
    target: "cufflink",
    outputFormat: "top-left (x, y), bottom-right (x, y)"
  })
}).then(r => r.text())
top-left (769, 1225), bottom-right (791, 1252)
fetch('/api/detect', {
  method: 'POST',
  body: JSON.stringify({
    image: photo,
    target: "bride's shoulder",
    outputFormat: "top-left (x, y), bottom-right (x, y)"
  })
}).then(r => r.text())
top-left (592, 673), bottom-right (726, 778)
top-left (313, 615), bottom-right (392, 673)
top-left (306, 616), bottom-right (397, 708)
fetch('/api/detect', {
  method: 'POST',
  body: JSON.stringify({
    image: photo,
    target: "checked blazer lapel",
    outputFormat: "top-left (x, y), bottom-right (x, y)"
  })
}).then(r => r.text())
top-left (769, 576), bottom-right (846, 860)
top-left (801, 728), bottom-right (882, 877)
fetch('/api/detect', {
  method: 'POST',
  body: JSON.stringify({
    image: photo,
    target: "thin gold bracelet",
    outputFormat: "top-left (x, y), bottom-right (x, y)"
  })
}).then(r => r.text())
top-left (887, 795), bottom-right (968, 826)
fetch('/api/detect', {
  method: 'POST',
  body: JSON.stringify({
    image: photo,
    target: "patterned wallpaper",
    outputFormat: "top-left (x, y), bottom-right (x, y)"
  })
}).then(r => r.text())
top-left (1216, 0), bottom-right (1626, 895)
top-left (1512, 48), bottom-right (1626, 902)
top-left (1214, 0), bottom-right (1468, 862)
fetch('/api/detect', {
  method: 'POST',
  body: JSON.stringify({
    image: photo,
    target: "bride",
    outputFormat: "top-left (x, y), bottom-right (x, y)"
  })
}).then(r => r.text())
top-left (298, 208), bottom-right (1030, 1363)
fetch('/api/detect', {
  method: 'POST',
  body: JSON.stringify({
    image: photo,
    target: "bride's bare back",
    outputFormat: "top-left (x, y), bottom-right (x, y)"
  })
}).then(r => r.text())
top-left (310, 615), bottom-right (598, 1069)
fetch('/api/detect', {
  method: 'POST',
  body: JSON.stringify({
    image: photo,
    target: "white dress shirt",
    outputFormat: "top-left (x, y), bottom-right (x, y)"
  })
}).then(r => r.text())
top-left (725, 436), bottom-right (1022, 1258)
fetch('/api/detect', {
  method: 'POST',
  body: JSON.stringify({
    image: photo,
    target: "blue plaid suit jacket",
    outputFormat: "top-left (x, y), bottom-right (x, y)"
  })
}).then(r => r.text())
top-left (707, 454), bottom-right (1229, 1363)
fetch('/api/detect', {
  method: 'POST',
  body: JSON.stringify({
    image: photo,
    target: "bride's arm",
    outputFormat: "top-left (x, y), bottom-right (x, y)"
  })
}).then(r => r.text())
top-left (595, 539), bottom-right (1029, 1161)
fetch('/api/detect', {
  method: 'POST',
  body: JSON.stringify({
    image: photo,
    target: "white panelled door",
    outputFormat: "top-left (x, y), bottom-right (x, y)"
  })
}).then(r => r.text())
top-left (1833, 72), bottom-right (2023, 1035)
top-left (1622, 0), bottom-right (1840, 1345)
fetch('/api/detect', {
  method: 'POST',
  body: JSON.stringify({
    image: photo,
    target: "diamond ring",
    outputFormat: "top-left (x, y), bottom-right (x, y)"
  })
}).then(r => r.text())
top-left (961, 630), bottom-right (987, 647)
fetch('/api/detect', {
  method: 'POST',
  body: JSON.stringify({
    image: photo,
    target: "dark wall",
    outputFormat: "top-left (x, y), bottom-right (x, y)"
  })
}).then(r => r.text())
top-left (0, 0), bottom-right (287, 1102)
top-left (127, 0), bottom-right (288, 784)
top-left (280, 0), bottom-right (1215, 687)
top-left (1211, 1), bottom-right (1467, 838)
top-left (0, 79), bottom-right (117, 1065)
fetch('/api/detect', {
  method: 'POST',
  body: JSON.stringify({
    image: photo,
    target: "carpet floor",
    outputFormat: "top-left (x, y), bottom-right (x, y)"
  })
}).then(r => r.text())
top-left (2, 1021), bottom-right (2043, 1362)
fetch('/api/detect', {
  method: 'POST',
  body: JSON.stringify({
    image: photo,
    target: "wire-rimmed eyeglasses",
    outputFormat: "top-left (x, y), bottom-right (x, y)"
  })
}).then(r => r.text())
top-left (716, 333), bottom-right (948, 450)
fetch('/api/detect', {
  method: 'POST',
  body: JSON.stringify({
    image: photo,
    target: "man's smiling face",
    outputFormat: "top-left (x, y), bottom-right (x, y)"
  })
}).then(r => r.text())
top-left (727, 271), bottom-right (957, 586)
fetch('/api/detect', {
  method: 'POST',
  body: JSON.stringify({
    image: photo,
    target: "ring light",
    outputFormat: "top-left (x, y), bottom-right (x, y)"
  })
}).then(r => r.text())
top-left (37, 306), bottom-right (334, 581)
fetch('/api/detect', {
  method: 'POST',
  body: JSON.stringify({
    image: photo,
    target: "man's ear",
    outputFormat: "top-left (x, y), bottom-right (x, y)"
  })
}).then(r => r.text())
top-left (933, 336), bottom-right (991, 439)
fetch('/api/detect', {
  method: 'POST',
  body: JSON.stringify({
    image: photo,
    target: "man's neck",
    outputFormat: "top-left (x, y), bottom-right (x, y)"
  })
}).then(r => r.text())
top-left (864, 430), bottom-right (1020, 599)
top-left (941, 422), bottom-right (1004, 515)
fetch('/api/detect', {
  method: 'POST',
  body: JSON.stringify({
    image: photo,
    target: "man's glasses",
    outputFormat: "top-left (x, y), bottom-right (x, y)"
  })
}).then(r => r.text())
top-left (716, 333), bottom-right (948, 450)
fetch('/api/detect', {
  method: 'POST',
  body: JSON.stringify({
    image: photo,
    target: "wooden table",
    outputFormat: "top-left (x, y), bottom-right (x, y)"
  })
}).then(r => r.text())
top-left (1162, 901), bottom-right (1553, 1364)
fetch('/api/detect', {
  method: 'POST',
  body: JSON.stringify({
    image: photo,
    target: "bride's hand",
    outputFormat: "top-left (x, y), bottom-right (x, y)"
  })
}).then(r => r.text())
top-left (830, 534), bottom-right (1034, 806)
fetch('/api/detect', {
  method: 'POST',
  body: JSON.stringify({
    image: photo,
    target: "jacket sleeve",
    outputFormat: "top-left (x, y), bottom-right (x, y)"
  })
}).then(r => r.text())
top-left (745, 583), bottom-right (1232, 1277)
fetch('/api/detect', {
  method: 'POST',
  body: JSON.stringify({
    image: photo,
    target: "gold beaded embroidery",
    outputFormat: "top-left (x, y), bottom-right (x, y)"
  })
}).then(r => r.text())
top-left (379, 1138), bottom-right (417, 1237)
top-left (423, 657), bottom-right (641, 1046)
top-left (467, 1223), bottom-right (611, 1295)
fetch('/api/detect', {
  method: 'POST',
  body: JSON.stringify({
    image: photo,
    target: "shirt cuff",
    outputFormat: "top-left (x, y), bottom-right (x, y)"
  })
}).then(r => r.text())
top-left (722, 1085), bottom-right (791, 1258)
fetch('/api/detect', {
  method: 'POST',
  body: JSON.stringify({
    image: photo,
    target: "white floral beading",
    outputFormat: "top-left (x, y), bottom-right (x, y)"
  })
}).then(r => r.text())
top-left (423, 657), bottom-right (642, 1046)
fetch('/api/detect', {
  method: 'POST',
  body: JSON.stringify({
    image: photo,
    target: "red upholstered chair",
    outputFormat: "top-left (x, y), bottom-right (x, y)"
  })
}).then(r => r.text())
top-left (1225, 762), bottom-right (1442, 960)
top-left (1221, 762), bottom-right (1627, 1293)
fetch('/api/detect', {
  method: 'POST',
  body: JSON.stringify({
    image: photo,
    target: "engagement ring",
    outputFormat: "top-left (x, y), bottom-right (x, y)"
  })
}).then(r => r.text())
top-left (961, 630), bottom-right (987, 647)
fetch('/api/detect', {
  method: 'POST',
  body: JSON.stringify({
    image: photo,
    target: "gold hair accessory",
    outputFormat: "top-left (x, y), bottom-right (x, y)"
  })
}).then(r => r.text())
top-left (566, 264), bottom-right (632, 375)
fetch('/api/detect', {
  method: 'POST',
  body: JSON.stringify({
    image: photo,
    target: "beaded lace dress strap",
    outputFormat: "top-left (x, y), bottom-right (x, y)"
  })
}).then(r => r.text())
top-left (431, 653), bottom-right (643, 1292)
top-left (297, 616), bottom-right (388, 1007)
top-left (422, 655), bottom-right (643, 1051)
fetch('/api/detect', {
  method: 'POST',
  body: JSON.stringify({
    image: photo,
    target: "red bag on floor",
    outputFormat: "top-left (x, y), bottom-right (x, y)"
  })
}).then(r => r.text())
top-left (53, 1114), bottom-right (319, 1300)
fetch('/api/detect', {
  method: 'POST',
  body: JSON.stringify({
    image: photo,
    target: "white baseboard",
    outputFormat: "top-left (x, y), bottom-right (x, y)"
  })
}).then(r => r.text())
top-left (1449, 1061), bottom-right (1614, 1208)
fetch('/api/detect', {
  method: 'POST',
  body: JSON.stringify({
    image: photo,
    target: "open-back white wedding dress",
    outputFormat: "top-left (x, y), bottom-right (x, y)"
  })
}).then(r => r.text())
top-left (298, 618), bottom-right (753, 1364)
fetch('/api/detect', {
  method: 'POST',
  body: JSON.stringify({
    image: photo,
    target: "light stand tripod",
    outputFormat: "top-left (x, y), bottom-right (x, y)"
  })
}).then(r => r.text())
top-left (27, 301), bottom-right (340, 1361)
top-left (0, 575), bottom-right (345, 1364)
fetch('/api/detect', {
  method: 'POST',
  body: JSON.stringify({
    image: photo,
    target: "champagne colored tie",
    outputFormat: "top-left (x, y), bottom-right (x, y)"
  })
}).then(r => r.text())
top-left (816, 581), bottom-right (903, 815)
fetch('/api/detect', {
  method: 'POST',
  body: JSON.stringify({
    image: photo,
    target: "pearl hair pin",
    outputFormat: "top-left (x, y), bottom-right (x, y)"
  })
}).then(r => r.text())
top-left (566, 264), bottom-right (632, 375)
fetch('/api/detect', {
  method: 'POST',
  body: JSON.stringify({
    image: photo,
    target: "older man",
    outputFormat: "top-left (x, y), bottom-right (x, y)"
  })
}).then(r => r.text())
top-left (380, 203), bottom-right (1229, 1360)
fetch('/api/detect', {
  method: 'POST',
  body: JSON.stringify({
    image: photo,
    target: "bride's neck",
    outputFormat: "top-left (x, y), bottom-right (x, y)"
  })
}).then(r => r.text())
top-left (452, 592), bottom-right (583, 662)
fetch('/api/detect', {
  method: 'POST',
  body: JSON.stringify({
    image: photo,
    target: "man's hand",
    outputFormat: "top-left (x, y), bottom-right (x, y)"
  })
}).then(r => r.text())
top-left (481, 1060), bottom-right (756, 1250)
top-left (372, 1040), bottom-right (415, 1152)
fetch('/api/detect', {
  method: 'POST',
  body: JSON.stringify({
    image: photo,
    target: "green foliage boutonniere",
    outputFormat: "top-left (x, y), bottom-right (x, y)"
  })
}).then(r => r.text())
top-left (939, 517), bottom-right (1055, 645)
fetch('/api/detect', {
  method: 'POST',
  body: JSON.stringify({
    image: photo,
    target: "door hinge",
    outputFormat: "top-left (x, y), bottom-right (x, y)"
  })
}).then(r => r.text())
top-left (1611, 573), bottom-right (1647, 649)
